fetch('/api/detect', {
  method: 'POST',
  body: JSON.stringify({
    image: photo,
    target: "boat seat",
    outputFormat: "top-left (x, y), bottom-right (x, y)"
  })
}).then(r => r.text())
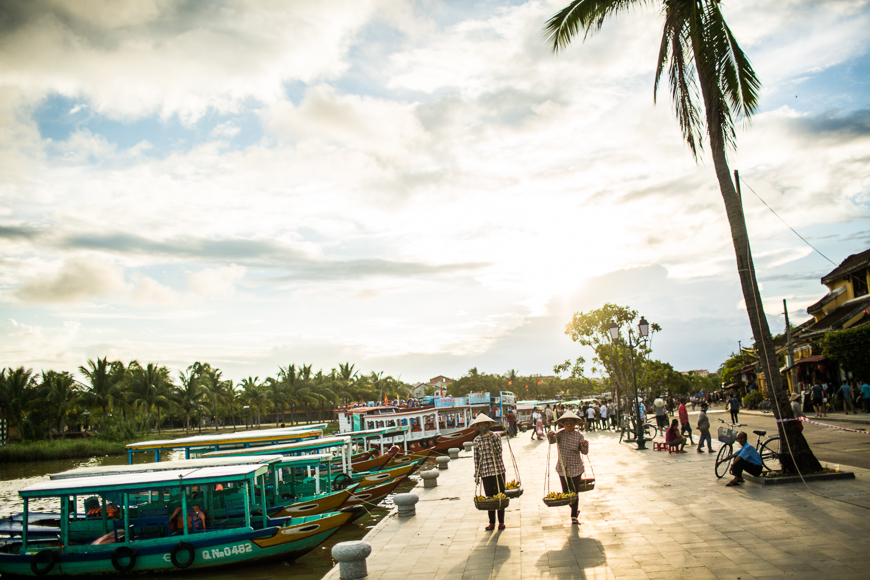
top-left (753, 430), bottom-right (766, 437)
top-left (128, 509), bottom-right (171, 539)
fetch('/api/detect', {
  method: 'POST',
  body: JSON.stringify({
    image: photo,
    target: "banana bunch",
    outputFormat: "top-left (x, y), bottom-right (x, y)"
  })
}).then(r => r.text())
top-left (477, 493), bottom-right (508, 500)
top-left (544, 492), bottom-right (577, 499)
top-left (505, 480), bottom-right (520, 489)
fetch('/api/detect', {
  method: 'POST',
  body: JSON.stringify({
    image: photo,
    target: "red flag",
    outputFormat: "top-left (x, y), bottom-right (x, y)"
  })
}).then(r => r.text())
top-left (508, 380), bottom-right (512, 385)
top-left (525, 385), bottom-right (528, 389)
top-left (384, 393), bottom-right (388, 403)
top-left (537, 381), bottom-right (542, 385)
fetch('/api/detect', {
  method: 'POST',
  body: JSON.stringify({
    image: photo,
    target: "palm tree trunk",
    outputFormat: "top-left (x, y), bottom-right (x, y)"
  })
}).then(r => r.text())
top-left (704, 105), bottom-right (821, 474)
top-left (157, 407), bottom-right (161, 434)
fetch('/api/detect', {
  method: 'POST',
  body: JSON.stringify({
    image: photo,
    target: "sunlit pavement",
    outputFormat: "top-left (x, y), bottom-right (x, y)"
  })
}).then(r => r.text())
top-left (322, 428), bottom-right (870, 580)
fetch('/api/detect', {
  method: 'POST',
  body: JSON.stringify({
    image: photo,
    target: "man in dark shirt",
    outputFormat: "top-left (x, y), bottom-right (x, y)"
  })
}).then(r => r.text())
top-left (810, 382), bottom-right (825, 418)
top-left (727, 394), bottom-right (740, 424)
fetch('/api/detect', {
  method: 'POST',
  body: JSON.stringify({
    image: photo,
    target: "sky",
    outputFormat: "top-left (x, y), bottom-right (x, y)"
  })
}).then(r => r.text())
top-left (1, 0), bottom-right (869, 387)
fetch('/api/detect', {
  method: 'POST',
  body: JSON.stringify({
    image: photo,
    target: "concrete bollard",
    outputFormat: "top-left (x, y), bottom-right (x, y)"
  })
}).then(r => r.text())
top-left (332, 540), bottom-right (372, 580)
top-left (436, 456), bottom-right (450, 470)
top-left (420, 469), bottom-right (439, 488)
top-left (394, 493), bottom-right (419, 518)
top-left (463, 441), bottom-right (473, 452)
top-left (448, 447), bottom-right (460, 460)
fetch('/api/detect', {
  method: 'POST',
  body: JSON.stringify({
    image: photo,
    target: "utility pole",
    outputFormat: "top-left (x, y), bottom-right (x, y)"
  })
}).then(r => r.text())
top-left (784, 299), bottom-right (797, 393)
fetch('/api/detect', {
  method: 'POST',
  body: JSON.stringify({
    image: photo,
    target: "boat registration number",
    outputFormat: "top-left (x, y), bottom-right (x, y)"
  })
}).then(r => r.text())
top-left (201, 544), bottom-right (253, 560)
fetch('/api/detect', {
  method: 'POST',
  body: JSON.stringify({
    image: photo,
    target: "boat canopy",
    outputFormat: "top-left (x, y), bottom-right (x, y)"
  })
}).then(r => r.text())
top-left (200, 436), bottom-right (351, 458)
top-left (124, 427), bottom-right (323, 463)
top-left (50, 454), bottom-right (284, 480)
top-left (21, 464), bottom-right (269, 499)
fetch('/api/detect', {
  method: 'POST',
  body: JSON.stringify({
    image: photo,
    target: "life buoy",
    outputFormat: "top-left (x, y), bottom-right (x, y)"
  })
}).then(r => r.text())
top-left (111, 546), bottom-right (137, 573)
top-left (170, 541), bottom-right (196, 569)
top-left (30, 550), bottom-right (57, 576)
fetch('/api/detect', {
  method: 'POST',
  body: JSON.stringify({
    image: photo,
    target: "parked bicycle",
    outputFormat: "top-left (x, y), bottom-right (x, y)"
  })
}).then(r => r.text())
top-left (714, 419), bottom-right (781, 478)
top-left (619, 415), bottom-right (658, 443)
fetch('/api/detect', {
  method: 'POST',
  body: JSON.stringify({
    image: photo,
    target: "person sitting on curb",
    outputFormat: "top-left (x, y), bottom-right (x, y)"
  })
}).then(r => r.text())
top-left (665, 418), bottom-right (687, 453)
top-left (696, 403), bottom-right (713, 452)
top-left (716, 431), bottom-right (763, 486)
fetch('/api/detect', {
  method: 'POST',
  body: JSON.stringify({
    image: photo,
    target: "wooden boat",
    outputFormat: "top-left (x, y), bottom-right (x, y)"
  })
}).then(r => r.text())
top-left (0, 464), bottom-right (352, 576)
top-left (338, 477), bottom-right (407, 509)
top-left (384, 450), bottom-right (431, 470)
top-left (393, 427), bottom-right (478, 455)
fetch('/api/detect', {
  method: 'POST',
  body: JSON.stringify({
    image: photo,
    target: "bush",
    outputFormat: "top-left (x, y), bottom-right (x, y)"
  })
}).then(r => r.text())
top-left (0, 438), bottom-right (127, 463)
top-left (742, 390), bottom-right (763, 410)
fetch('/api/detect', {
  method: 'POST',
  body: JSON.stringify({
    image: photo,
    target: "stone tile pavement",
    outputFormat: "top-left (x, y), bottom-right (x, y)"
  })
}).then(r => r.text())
top-left (323, 430), bottom-right (870, 580)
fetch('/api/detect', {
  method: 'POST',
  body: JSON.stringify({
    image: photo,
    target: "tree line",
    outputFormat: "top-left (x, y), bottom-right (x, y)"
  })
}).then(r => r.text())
top-left (0, 360), bottom-right (412, 442)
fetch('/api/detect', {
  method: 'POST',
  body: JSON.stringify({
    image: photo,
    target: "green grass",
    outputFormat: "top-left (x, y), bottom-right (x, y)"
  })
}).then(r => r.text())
top-left (0, 438), bottom-right (128, 463)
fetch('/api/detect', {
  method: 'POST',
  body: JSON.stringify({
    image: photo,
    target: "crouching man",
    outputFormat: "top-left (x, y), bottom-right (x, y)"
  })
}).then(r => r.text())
top-left (716, 431), bottom-right (762, 486)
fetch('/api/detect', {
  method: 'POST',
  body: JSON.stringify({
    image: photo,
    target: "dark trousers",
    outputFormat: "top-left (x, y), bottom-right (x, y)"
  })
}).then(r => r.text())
top-left (730, 458), bottom-right (762, 479)
top-left (730, 410), bottom-right (739, 424)
top-left (559, 475), bottom-right (582, 518)
top-left (481, 474), bottom-right (505, 524)
top-left (864, 398), bottom-right (870, 413)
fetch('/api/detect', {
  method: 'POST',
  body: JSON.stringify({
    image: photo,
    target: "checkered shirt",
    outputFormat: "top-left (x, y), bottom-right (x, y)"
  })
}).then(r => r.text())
top-left (473, 431), bottom-right (506, 480)
top-left (553, 428), bottom-right (586, 477)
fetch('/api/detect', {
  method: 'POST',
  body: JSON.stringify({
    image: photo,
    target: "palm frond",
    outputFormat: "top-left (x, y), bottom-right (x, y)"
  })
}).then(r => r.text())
top-left (544, 0), bottom-right (649, 52)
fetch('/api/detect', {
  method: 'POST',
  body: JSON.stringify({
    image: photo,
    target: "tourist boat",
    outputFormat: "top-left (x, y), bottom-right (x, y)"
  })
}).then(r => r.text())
top-left (0, 464), bottom-right (353, 576)
top-left (124, 426), bottom-right (325, 463)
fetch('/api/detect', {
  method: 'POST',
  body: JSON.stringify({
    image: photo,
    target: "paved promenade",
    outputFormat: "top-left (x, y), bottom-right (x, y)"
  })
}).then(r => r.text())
top-left (323, 429), bottom-right (870, 580)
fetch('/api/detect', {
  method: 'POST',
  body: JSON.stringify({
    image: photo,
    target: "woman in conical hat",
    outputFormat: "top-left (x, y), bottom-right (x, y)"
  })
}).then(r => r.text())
top-left (471, 413), bottom-right (507, 531)
top-left (547, 410), bottom-right (589, 525)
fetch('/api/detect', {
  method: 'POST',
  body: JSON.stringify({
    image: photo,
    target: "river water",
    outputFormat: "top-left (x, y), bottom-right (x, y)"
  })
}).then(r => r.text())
top-left (0, 452), bottom-right (413, 579)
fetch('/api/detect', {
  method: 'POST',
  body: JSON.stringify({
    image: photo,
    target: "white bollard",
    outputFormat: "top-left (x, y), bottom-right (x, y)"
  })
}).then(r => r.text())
top-left (420, 469), bottom-right (439, 488)
top-left (463, 441), bottom-right (473, 452)
top-left (394, 493), bottom-right (419, 518)
top-left (436, 456), bottom-right (450, 470)
top-left (332, 541), bottom-right (372, 580)
top-left (448, 447), bottom-right (460, 460)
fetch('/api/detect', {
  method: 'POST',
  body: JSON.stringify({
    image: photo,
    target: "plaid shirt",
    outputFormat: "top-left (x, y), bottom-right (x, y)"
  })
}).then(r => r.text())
top-left (473, 431), bottom-right (505, 480)
top-left (552, 428), bottom-right (586, 477)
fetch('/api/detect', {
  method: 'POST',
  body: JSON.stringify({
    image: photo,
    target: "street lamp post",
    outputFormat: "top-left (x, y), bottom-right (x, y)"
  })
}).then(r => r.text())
top-left (608, 316), bottom-right (650, 450)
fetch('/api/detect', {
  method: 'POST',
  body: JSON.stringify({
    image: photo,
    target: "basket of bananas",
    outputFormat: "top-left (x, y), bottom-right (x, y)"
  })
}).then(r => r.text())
top-left (474, 492), bottom-right (510, 511)
top-left (504, 479), bottom-right (523, 498)
top-left (542, 491), bottom-right (578, 507)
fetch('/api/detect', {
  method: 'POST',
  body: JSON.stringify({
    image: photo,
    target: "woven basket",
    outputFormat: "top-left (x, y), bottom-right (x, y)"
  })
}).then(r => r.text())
top-left (504, 486), bottom-right (523, 498)
top-left (718, 426), bottom-right (737, 445)
top-left (576, 478), bottom-right (595, 492)
top-left (474, 496), bottom-right (510, 511)
top-left (543, 493), bottom-right (577, 507)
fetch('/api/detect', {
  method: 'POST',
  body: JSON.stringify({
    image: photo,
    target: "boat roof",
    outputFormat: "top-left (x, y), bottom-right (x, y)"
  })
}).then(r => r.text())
top-left (200, 436), bottom-right (351, 458)
top-left (272, 453), bottom-right (334, 466)
top-left (340, 426), bottom-right (409, 438)
top-left (50, 455), bottom-right (284, 480)
top-left (125, 427), bottom-right (323, 451)
top-left (21, 464), bottom-right (269, 498)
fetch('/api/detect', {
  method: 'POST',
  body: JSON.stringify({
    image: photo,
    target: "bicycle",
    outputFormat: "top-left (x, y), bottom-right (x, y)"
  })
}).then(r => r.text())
top-left (619, 416), bottom-right (657, 443)
top-left (714, 419), bottom-right (781, 478)
top-left (757, 400), bottom-right (772, 413)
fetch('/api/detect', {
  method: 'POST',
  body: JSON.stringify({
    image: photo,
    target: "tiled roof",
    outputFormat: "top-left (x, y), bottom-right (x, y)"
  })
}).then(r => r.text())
top-left (800, 294), bottom-right (870, 337)
top-left (806, 285), bottom-right (846, 314)
top-left (821, 248), bottom-right (870, 285)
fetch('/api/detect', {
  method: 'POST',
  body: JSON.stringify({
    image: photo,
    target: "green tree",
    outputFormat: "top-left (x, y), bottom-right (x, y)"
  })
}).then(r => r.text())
top-left (130, 362), bottom-right (173, 434)
top-left (175, 369), bottom-right (208, 433)
top-left (821, 325), bottom-right (870, 382)
top-left (544, 0), bottom-right (820, 474)
top-left (79, 357), bottom-right (119, 423)
top-left (0, 366), bottom-right (36, 438)
top-left (240, 377), bottom-right (268, 427)
top-left (39, 370), bottom-right (80, 439)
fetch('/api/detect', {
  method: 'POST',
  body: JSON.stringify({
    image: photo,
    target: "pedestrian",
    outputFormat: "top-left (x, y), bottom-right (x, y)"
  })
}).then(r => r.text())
top-left (717, 431), bottom-right (763, 487)
top-left (599, 402), bottom-right (608, 431)
top-left (840, 382), bottom-right (856, 415)
top-left (810, 381), bottom-right (825, 418)
top-left (544, 404), bottom-right (554, 430)
top-left (471, 413), bottom-right (507, 531)
top-left (585, 404), bottom-right (597, 432)
top-left (654, 398), bottom-right (668, 431)
top-left (546, 410), bottom-right (589, 525)
top-left (678, 398), bottom-right (694, 445)
top-left (789, 393), bottom-right (805, 431)
top-left (862, 382), bottom-right (870, 413)
top-left (506, 408), bottom-right (517, 437)
top-left (727, 392), bottom-right (740, 424)
top-left (531, 407), bottom-right (544, 440)
top-left (696, 403), bottom-right (713, 452)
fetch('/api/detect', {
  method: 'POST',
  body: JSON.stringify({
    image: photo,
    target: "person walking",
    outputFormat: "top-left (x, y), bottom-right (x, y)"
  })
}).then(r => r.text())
top-left (471, 413), bottom-right (507, 531)
top-left (505, 407), bottom-right (517, 437)
top-left (840, 382), bottom-right (856, 415)
top-left (727, 393), bottom-right (741, 424)
top-left (696, 403), bottom-right (713, 452)
top-left (678, 398), bottom-right (694, 446)
top-left (654, 398), bottom-right (668, 431)
top-left (862, 382), bottom-right (870, 414)
top-left (585, 404), bottom-right (597, 432)
top-left (544, 404), bottom-right (554, 430)
top-left (810, 381), bottom-right (825, 418)
top-left (546, 410), bottom-right (589, 525)
top-left (531, 407), bottom-right (544, 440)
top-left (599, 402), bottom-right (608, 431)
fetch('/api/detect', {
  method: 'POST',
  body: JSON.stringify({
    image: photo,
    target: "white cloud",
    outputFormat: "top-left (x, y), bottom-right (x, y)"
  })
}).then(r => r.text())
top-left (186, 264), bottom-right (246, 297)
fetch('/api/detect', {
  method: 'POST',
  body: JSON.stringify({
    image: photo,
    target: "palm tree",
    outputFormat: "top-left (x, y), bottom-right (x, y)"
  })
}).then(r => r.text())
top-left (222, 380), bottom-right (240, 432)
top-left (39, 370), bottom-right (80, 439)
top-left (79, 357), bottom-right (118, 423)
top-left (239, 376), bottom-right (262, 428)
top-left (0, 367), bottom-right (36, 438)
top-left (175, 370), bottom-right (208, 433)
top-left (544, 0), bottom-right (820, 473)
top-left (130, 362), bottom-right (173, 434)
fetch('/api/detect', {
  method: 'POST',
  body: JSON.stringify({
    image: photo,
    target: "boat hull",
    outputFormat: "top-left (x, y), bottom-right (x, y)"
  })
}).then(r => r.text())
top-left (270, 487), bottom-right (357, 518)
top-left (338, 477), bottom-right (406, 509)
top-left (0, 511), bottom-right (352, 576)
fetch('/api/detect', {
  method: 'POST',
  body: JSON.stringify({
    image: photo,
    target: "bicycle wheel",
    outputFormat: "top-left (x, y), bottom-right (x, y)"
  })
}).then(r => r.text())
top-left (715, 444), bottom-right (732, 479)
top-left (759, 436), bottom-right (782, 472)
top-left (643, 423), bottom-right (657, 441)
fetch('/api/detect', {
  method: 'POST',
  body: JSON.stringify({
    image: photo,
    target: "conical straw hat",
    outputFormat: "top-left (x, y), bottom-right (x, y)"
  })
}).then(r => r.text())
top-left (555, 410), bottom-right (582, 425)
top-left (469, 413), bottom-right (498, 428)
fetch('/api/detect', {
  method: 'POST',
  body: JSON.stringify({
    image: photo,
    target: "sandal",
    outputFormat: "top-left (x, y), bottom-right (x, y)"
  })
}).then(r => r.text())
top-left (498, 524), bottom-right (506, 530)
top-left (725, 480), bottom-right (741, 487)
top-left (485, 524), bottom-right (495, 531)
top-left (571, 518), bottom-right (579, 525)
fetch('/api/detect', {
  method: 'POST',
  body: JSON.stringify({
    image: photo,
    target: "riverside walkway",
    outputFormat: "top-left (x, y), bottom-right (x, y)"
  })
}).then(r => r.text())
top-left (322, 429), bottom-right (870, 580)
